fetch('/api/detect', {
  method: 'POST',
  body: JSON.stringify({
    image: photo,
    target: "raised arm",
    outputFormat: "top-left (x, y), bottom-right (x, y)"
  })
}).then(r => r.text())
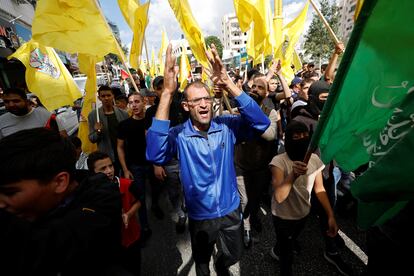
top-left (324, 42), bottom-right (344, 84)
top-left (155, 44), bottom-right (178, 120)
top-left (146, 44), bottom-right (178, 165)
top-left (207, 44), bottom-right (242, 98)
top-left (207, 44), bottom-right (270, 133)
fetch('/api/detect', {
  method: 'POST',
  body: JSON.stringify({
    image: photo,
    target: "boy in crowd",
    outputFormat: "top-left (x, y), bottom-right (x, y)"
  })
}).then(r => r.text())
top-left (88, 151), bottom-right (142, 276)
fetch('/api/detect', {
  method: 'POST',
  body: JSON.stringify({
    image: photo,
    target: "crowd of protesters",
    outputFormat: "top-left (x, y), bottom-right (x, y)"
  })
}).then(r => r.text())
top-left (1, 40), bottom-right (409, 276)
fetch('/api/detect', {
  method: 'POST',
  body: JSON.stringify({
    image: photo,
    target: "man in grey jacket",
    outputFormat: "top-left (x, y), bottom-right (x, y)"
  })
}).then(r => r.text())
top-left (88, 85), bottom-right (129, 175)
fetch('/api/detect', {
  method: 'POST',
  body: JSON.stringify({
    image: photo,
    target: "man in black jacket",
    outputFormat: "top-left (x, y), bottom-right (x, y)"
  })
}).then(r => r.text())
top-left (0, 128), bottom-right (126, 276)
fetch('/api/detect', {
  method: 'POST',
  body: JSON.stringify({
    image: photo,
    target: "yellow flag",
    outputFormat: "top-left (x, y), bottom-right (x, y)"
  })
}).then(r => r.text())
top-left (150, 47), bottom-right (156, 77)
top-left (168, 0), bottom-right (209, 69)
top-left (32, 0), bottom-right (124, 60)
top-left (77, 54), bottom-right (98, 154)
top-left (292, 50), bottom-right (302, 73)
top-left (158, 29), bottom-right (169, 75)
top-left (8, 40), bottom-right (82, 111)
top-left (354, 0), bottom-right (364, 21)
top-left (235, 0), bottom-right (274, 61)
top-left (233, 0), bottom-right (255, 32)
top-left (118, 0), bottom-right (150, 69)
top-left (179, 44), bottom-right (192, 91)
top-left (280, 1), bottom-right (309, 83)
top-left (246, 29), bottom-right (263, 65)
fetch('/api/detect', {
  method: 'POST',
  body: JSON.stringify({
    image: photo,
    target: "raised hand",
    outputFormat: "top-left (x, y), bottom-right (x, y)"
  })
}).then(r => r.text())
top-left (163, 43), bottom-right (178, 95)
top-left (206, 44), bottom-right (241, 96)
top-left (206, 44), bottom-right (231, 86)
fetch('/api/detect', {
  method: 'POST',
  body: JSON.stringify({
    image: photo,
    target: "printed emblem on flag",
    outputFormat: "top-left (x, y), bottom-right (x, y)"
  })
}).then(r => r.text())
top-left (29, 48), bottom-right (60, 79)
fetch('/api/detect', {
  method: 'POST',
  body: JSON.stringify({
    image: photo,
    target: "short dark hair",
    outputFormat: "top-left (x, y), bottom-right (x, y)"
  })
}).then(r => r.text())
top-left (115, 94), bottom-right (128, 102)
top-left (247, 69), bottom-right (259, 81)
top-left (87, 151), bottom-right (111, 171)
top-left (98, 85), bottom-right (113, 95)
top-left (152, 76), bottom-right (164, 90)
top-left (3, 87), bottom-right (27, 99)
top-left (183, 81), bottom-right (210, 100)
top-left (0, 128), bottom-right (76, 185)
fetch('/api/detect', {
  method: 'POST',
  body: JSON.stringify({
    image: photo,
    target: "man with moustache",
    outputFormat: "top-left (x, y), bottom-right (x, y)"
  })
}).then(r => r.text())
top-left (0, 88), bottom-right (65, 139)
top-left (146, 44), bottom-right (270, 276)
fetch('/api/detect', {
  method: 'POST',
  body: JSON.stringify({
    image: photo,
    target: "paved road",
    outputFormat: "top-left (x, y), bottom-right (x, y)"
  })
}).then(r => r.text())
top-left (141, 191), bottom-right (367, 276)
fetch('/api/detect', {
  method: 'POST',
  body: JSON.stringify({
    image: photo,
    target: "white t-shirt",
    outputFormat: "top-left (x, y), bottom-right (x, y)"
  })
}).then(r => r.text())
top-left (269, 153), bottom-right (325, 220)
top-left (0, 107), bottom-right (63, 139)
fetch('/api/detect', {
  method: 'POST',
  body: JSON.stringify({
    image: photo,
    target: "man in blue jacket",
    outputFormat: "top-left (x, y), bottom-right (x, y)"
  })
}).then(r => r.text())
top-left (146, 44), bottom-right (270, 276)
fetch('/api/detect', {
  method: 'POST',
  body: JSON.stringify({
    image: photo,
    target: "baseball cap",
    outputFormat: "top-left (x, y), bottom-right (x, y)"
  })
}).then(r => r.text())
top-left (291, 77), bottom-right (302, 86)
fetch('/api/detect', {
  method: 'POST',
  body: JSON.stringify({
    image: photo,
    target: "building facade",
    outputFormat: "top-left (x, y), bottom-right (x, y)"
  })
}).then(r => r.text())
top-left (0, 0), bottom-right (35, 90)
top-left (221, 13), bottom-right (248, 53)
top-left (338, 0), bottom-right (357, 44)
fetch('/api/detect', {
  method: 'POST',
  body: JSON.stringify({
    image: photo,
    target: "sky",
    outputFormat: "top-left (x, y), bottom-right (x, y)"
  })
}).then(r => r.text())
top-left (99, 0), bottom-right (316, 58)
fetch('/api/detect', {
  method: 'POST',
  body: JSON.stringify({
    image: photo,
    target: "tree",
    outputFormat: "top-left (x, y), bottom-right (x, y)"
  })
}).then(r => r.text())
top-left (205, 36), bottom-right (223, 58)
top-left (303, 0), bottom-right (340, 62)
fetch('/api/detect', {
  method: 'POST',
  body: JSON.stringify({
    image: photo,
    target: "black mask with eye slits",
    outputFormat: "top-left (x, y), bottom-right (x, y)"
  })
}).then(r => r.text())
top-left (284, 121), bottom-right (310, 161)
top-left (308, 80), bottom-right (331, 116)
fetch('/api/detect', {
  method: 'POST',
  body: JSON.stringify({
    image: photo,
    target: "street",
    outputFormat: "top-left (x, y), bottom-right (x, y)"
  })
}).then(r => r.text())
top-left (142, 191), bottom-right (367, 275)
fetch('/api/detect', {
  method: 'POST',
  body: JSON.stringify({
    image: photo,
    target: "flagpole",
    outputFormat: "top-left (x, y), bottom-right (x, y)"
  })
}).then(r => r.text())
top-left (143, 35), bottom-right (151, 73)
top-left (95, 92), bottom-right (100, 123)
top-left (309, 0), bottom-right (340, 45)
top-left (261, 55), bottom-right (265, 74)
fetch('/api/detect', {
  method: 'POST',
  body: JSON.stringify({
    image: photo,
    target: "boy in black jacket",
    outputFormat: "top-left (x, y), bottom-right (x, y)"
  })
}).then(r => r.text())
top-left (0, 128), bottom-right (126, 276)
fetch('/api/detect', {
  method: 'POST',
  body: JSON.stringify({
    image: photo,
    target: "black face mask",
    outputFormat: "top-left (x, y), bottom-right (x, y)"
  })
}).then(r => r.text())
top-left (285, 136), bottom-right (310, 161)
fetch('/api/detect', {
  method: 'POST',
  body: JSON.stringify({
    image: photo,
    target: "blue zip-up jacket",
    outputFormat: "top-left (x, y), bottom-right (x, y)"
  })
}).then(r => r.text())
top-left (146, 92), bottom-right (270, 220)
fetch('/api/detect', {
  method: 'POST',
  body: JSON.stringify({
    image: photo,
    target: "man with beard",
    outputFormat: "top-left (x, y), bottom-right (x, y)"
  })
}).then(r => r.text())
top-left (269, 121), bottom-right (338, 276)
top-left (235, 74), bottom-right (278, 248)
top-left (0, 88), bottom-right (65, 139)
top-left (146, 44), bottom-right (270, 276)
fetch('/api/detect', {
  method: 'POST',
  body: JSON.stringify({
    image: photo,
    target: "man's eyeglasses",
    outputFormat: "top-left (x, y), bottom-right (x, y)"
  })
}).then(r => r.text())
top-left (185, 96), bottom-right (214, 105)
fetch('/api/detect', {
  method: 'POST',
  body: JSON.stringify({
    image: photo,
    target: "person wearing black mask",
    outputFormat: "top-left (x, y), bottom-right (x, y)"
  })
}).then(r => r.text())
top-left (290, 81), bottom-right (353, 276)
top-left (268, 121), bottom-right (339, 276)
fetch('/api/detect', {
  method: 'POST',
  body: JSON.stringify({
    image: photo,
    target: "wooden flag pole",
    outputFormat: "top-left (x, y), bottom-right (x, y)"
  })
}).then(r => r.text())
top-left (95, 92), bottom-right (100, 123)
top-left (143, 35), bottom-right (151, 73)
top-left (309, 0), bottom-right (340, 45)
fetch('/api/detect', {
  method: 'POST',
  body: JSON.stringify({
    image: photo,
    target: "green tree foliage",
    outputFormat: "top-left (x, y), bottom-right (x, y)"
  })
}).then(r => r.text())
top-left (303, 0), bottom-right (339, 61)
top-left (205, 36), bottom-right (223, 58)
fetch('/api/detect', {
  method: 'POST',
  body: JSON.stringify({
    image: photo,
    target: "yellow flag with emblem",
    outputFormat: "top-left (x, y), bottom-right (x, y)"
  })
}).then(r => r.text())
top-left (8, 40), bottom-right (82, 111)
top-left (168, 0), bottom-right (209, 69)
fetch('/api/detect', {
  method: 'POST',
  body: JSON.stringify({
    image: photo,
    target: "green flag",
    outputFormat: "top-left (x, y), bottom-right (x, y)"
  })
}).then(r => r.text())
top-left (309, 0), bottom-right (414, 227)
top-left (310, 0), bottom-right (414, 171)
top-left (351, 90), bottom-right (414, 228)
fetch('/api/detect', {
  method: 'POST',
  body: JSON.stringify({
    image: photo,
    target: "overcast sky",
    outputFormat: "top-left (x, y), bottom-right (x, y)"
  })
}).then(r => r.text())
top-left (100, 0), bottom-right (316, 59)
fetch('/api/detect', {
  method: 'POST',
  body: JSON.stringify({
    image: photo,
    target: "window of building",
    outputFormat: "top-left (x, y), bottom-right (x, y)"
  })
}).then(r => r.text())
top-left (350, 4), bottom-right (356, 12)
